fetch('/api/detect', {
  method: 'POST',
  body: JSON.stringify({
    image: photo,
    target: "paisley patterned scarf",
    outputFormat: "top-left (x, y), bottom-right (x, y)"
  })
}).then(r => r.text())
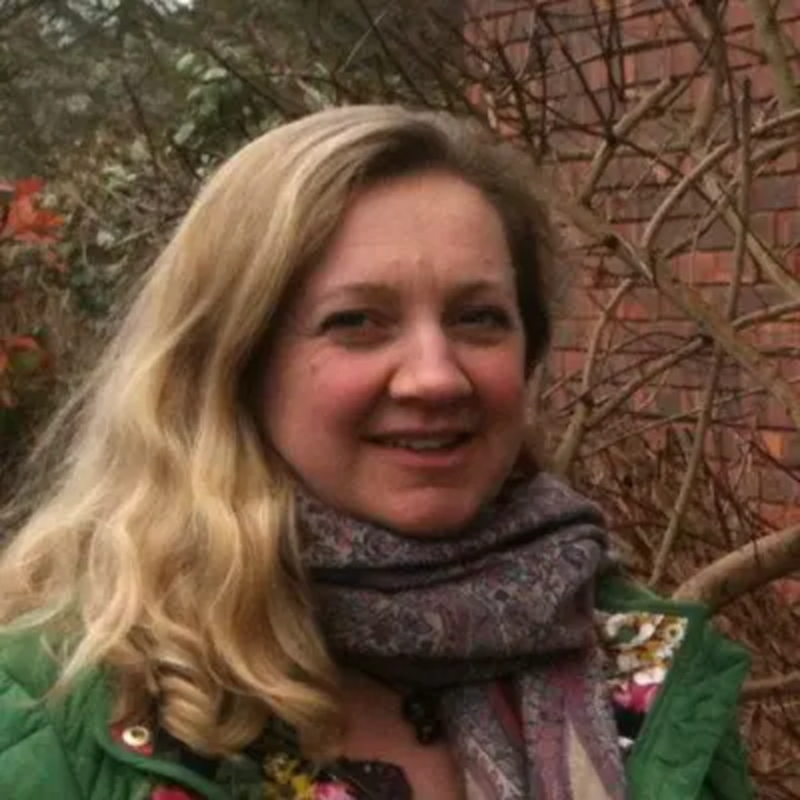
top-left (299, 472), bottom-right (627, 800)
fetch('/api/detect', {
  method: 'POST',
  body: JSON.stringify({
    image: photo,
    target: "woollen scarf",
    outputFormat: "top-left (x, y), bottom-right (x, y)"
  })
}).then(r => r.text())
top-left (299, 472), bottom-right (627, 800)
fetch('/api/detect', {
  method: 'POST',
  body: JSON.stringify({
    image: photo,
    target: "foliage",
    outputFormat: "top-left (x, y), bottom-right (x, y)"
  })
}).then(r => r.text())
top-left (3, 0), bottom-right (800, 793)
top-left (0, 179), bottom-right (63, 463)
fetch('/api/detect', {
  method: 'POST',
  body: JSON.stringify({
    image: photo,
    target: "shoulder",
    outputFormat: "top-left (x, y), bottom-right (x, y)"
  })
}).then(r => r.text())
top-left (597, 574), bottom-right (753, 800)
top-left (0, 624), bottom-right (63, 697)
top-left (0, 625), bottom-right (109, 798)
top-left (0, 627), bottom-right (226, 800)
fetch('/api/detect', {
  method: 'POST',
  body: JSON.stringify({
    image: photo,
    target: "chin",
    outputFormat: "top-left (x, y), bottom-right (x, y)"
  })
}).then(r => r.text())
top-left (379, 503), bottom-right (482, 538)
top-left (364, 481), bottom-right (508, 537)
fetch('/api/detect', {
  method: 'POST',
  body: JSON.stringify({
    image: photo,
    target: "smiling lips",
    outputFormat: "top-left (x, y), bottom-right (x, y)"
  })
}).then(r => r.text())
top-left (368, 431), bottom-right (475, 453)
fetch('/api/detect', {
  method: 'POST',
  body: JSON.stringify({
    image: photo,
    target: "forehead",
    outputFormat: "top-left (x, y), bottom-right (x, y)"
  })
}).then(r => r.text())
top-left (300, 170), bottom-right (515, 301)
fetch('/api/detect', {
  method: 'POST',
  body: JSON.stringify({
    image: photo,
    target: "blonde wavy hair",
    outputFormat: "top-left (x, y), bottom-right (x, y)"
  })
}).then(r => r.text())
top-left (0, 105), bottom-right (555, 758)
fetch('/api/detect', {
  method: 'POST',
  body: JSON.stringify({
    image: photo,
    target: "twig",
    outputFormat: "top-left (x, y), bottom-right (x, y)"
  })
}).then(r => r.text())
top-left (492, 40), bottom-right (537, 148)
top-left (338, 4), bottom-right (392, 73)
top-left (537, 9), bottom-right (612, 138)
top-left (672, 523), bottom-right (800, 608)
top-left (745, 0), bottom-right (800, 110)
top-left (649, 81), bottom-right (754, 588)
top-left (555, 199), bottom-right (800, 431)
top-left (658, 134), bottom-right (800, 262)
top-left (582, 378), bottom-right (800, 459)
top-left (120, 74), bottom-right (164, 187)
top-left (699, 168), bottom-right (800, 304)
top-left (579, 77), bottom-right (677, 204)
top-left (352, 0), bottom-right (428, 105)
top-left (741, 671), bottom-right (800, 701)
top-left (642, 107), bottom-right (800, 251)
top-left (553, 279), bottom-right (633, 476)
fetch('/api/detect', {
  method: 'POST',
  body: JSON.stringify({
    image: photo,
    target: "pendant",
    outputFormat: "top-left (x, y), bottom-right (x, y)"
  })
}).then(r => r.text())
top-left (402, 691), bottom-right (443, 745)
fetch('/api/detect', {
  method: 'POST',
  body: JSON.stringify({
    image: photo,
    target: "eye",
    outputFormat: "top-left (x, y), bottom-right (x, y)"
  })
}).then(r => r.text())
top-left (320, 310), bottom-right (373, 331)
top-left (457, 306), bottom-right (514, 330)
top-left (318, 309), bottom-right (389, 345)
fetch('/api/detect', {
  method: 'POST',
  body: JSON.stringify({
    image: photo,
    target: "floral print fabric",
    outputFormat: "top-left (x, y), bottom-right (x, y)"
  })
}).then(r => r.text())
top-left (115, 610), bottom-right (690, 799)
top-left (596, 610), bottom-right (689, 753)
top-left (111, 717), bottom-right (412, 800)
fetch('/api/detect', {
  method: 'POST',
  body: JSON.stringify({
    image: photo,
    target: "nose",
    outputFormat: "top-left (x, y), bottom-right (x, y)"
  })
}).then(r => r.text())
top-left (388, 326), bottom-right (473, 404)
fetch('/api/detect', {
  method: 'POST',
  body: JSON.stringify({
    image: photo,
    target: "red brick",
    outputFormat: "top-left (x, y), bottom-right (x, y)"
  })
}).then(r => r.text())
top-left (613, 321), bottom-right (699, 354)
top-left (618, 288), bottom-right (660, 322)
top-left (601, 352), bottom-right (653, 386)
top-left (667, 40), bottom-right (700, 77)
top-left (748, 212), bottom-right (777, 247)
top-left (761, 502), bottom-right (800, 528)
top-left (757, 398), bottom-right (795, 430)
top-left (775, 5), bottom-right (800, 23)
top-left (633, 46), bottom-right (669, 83)
top-left (760, 430), bottom-right (786, 460)
top-left (663, 364), bottom-right (704, 390)
top-left (726, 0), bottom-right (754, 29)
top-left (735, 284), bottom-right (788, 315)
top-left (670, 252), bottom-right (723, 284)
top-left (717, 364), bottom-right (747, 391)
top-left (773, 211), bottom-right (800, 247)
top-left (752, 175), bottom-right (799, 212)
top-left (771, 148), bottom-right (800, 174)
top-left (590, 287), bottom-right (632, 315)
top-left (654, 387), bottom-right (684, 415)
top-left (658, 293), bottom-right (687, 320)
top-left (653, 219), bottom-right (693, 250)
top-left (552, 319), bottom-right (589, 349)
top-left (709, 428), bottom-right (749, 462)
top-left (775, 353), bottom-right (800, 381)
top-left (697, 220), bottom-right (735, 251)
top-left (748, 63), bottom-right (780, 100)
top-left (557, 349), bottom-right (585, 376)
top-left (758, 468), bottom-right (800, 505)
top-left (726, 29), bottom-right (759, 69)
top-left (757, 322), bottom-right (800, 350)
top-left (612, 221), bottom-right (643, 243)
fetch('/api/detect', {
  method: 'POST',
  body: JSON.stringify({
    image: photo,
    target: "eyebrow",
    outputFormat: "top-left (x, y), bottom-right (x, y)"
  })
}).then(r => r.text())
top-left (315, 277), bottom-right (516, 305)
top-left (315, 281), bottom-right (397, 305)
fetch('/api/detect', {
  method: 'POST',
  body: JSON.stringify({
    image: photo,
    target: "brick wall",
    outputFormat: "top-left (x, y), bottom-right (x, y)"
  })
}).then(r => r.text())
top-left (467, 0), bottom-right (800, 525)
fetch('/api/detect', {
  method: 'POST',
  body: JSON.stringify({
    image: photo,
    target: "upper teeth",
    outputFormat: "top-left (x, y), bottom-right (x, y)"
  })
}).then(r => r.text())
top-left (387, 437), bottom-right (462, 451)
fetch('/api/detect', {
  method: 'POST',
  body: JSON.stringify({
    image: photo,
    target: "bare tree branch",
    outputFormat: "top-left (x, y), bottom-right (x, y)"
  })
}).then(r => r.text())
top-left (553, 278), bottom-right (633, 476)
top-left (673, 523), bottom-right (800, 608)
top-left (742, 671), bottom-right (800, 701)
top-left (650, 81), bottom-right (754, 588)
top-left (745, 0), bottom-right (800, 110)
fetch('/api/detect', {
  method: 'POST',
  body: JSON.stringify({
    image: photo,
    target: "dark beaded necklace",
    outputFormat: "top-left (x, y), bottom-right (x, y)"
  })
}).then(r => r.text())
top-left (401, 690), bottom-right (443, 745)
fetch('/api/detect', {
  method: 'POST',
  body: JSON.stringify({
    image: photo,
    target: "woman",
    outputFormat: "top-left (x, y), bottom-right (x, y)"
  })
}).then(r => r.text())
top-left (0, 106), bottom-right (751, 799)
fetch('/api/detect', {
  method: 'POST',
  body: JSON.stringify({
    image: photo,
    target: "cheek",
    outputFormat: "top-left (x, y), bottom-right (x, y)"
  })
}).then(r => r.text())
top-left (474, 356), bottom-right (527, 419)
top-left (290, 354), bottom-right (383, 431)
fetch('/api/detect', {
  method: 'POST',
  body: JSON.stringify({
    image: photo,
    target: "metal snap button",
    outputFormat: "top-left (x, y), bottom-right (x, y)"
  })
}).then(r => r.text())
top-left (121, 724), bottom-right (152, 749)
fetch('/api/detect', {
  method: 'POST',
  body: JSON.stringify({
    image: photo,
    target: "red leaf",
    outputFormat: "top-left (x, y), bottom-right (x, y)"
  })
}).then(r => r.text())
top-left (14, 178), bottom-right (46, 197)
top-left (0, 348), bottom-right (8, 376)
top-left (0, 179), bottom-right (63, 243)
top-left (9, 335), bottom-right (39, 350)
top-left (2, 193), bottom-right (63, 243)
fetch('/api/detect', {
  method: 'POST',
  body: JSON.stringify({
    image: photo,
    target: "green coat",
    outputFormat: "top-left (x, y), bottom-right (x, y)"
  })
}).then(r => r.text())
top-left (0, 579), bottom-right (753, 799)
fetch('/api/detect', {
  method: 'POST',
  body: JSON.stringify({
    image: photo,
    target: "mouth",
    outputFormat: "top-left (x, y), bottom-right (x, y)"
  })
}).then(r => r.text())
top-left (368, 432), bottom-right (475, 453)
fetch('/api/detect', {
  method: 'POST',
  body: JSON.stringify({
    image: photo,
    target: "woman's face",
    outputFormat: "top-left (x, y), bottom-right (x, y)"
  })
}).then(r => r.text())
top-left (261, 170), bottom-right (527, 535)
